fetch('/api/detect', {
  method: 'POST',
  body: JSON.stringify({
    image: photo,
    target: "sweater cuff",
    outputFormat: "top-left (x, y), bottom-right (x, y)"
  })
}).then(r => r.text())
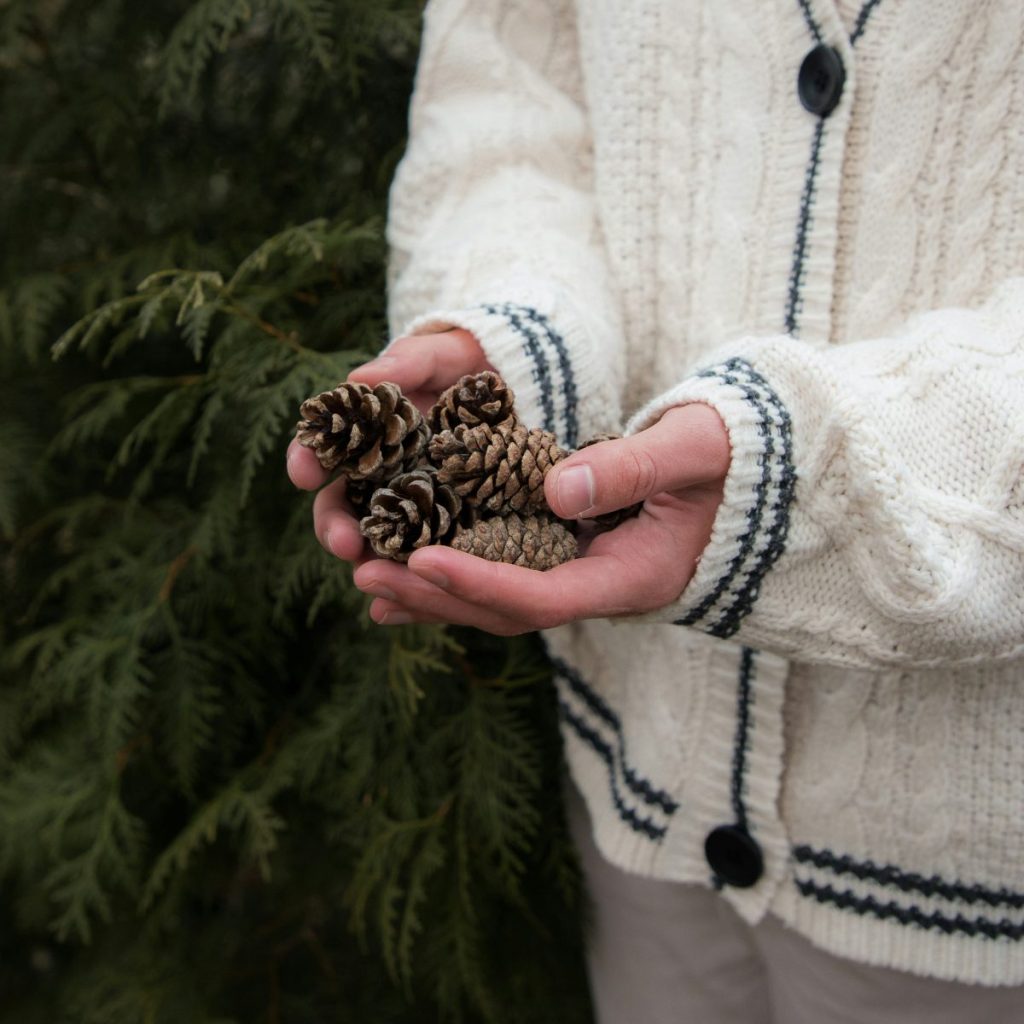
top-left (399, 294), bottom-right (621, 450)
top-left (625, 357), bottom-right (797, 638)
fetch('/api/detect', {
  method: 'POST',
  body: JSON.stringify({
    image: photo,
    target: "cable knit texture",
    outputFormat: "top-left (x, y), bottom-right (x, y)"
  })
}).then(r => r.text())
top-left (386, 0), bottom-right (1024, 985)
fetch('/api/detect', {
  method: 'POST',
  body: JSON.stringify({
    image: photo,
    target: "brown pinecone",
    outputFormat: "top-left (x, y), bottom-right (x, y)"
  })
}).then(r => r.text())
top-left (295, 381), bottom-right (429, 481)
top-left (451, 513), bottom-right (577, 570)
top-left (575, 433), bottom-right (644, 530)
top-left (359, 469), bottom-right (461, 562)
top-left (429, 420), bottom-right (568, 515)
top-left (429, 371), bottom-right (516, 432)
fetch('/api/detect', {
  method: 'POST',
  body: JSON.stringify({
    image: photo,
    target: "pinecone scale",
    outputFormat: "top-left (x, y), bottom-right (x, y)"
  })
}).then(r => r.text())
top-left (429, 370), bottom-right (516, 432)
top-left (359, 469), bottom-right (461, 562)
top-left (296, 381), bottom-right (429, 481)
top-left (429, 420), bottom-right (567, 515)
top-left (451, 513), bottom-right (577, 570)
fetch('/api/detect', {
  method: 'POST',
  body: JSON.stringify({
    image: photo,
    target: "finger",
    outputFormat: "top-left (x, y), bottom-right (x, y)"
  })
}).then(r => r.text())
top-left (354, 561), bottom-right (532, 635)
top-left (404, 527), bottom-right (691, 629)
top-left (287, 438), bottom-right (329, 491)
top-left (348, 329), bottom-right (492, 394)
top-left (312, 477), bottom-right (364, 561)
top-left (545, 402), bottom-right (731, 519)
top-left (367, 596), bottom-right (533, 635)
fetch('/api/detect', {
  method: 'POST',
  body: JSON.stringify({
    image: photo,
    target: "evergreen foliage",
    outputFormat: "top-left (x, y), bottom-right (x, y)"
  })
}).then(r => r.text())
top-left (0, 2), bottom-right (593, 1020)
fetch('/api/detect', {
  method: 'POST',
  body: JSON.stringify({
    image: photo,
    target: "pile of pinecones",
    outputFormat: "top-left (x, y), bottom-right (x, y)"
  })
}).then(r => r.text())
top-left (294, 371), bottom-right (639, 570)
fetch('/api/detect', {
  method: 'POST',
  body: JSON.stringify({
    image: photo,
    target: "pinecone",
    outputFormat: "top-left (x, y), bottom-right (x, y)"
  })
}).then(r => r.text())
top-left (451, 513), bottom-right (577, 570)
top-left (295, 381), bottom-right (429, 481)
top-left (429, 370), bottom-right (516, 432)
top-left (428, 420), bottom-right (568, 515)
top-left (359, 469), bottom-right (461, 562)
top-left (575, 433), bottom-right (644, 530)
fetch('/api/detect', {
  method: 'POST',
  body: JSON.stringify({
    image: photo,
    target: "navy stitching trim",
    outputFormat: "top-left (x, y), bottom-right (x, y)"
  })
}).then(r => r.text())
top-left (678, 367), bottom-right (774, 628)
top-left (501, 303), bottom-right (579, 449)
top-left (784, 119), bottom-right (826, 337)
top-left (794, 879), bottom-right (1024, 941)
top-left (796, 0), bottom-right (824, 42)
top-left (481, 303), bottom-right (556, 434)
top-left (552, 657), bottom-right (679, 815)
top-left (710, 361), bottom-right (797, 638)
top-left (730, 648), bottom-right (756, 829)
top-left (793, 846), bottom-right (1024, 910)
top-left (675, 359), bottom-right (796, 639)
top-left (557, 699), bottom-right (667, 841)
top-left (850, 0), bottom-right (882, 45)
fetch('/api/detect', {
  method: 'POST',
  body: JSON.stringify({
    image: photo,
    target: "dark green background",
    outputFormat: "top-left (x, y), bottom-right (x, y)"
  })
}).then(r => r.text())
top-left (0, 2), bottom-right (592, 1020)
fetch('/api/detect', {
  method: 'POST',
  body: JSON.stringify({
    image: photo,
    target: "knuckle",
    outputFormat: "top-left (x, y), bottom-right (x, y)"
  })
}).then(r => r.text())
top-left (620, 444), bottom-right (660, 506)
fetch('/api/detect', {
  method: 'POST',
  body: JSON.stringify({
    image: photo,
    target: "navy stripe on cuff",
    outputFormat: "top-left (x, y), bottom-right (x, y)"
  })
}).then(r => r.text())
top-left (675, 358), bottom-right (796, 639)
top-left (478, 302), bottom-right (579, 447)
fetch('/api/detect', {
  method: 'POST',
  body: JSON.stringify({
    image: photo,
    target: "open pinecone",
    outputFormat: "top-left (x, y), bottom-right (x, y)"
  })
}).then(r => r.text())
top-left (359, 469), bottom-right (461, 562)
top-left (451, 513), bottom-right (577, 570)
top-left (576, 433), bottom-right (644, 530)
top-left (429, 370), bottom-right (516, 432)
top-left (429, 420), bottom-right (567, 515)
top-left (296, 381), bottom-right (429, 481)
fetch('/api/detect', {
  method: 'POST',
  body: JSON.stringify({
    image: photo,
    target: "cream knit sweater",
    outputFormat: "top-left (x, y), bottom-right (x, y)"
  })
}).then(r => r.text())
top-left (385, 0), bottom-right (1024, 986)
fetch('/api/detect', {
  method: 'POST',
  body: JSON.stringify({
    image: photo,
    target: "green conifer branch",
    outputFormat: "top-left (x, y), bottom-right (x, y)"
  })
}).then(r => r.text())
top-left (0, 1), bottom-right (592, 1019)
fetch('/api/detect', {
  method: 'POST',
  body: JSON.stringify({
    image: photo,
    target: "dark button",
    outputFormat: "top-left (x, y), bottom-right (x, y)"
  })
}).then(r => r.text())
top-left (705, 824), bottom-right (764, 888)
top-left (797, 44), bottom-right (845, 118)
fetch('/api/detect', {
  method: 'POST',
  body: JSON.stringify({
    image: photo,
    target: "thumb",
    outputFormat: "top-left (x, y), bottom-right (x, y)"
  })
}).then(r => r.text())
top-left (545, 404), bottom-right (730, 519)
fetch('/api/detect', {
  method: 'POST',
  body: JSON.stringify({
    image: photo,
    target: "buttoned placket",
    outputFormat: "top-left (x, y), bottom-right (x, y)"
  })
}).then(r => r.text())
top-left (696, 0), bottom-right (885, 925)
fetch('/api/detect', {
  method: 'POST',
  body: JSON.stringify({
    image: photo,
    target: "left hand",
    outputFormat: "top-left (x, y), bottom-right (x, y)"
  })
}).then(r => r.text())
top-left (351, 402), bottom-right (731, 635)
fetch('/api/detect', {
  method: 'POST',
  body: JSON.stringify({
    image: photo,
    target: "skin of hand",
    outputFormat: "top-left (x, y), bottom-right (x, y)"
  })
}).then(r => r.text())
top-left (286, 327), bottom-right (495, 560)
top-left (287, 330), bottom-right (731, 635)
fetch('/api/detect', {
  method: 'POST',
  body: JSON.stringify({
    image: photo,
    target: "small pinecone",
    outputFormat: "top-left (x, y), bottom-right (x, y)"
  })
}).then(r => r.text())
top-left (429, 420), bottom-right (567, 515)
top-left (429, 371), bottom-right (516, 432)
top-left (451, 513), bottom-right (577, 570)
top-left (576, 433), bottom-right (644, 530)
top-left (359, 469), bottom-right (461, 562)
top-left (296, 381), bottom-right (429, 481)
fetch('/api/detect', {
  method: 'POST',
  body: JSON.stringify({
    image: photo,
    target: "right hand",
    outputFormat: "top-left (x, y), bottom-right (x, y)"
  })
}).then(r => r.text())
top-left (286, 328), bottom-right (494, 562)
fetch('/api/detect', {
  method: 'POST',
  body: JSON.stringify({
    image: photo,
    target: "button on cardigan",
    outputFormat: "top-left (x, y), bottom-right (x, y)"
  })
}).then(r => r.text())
top-left (385, 0), bottom-right (1024, 986)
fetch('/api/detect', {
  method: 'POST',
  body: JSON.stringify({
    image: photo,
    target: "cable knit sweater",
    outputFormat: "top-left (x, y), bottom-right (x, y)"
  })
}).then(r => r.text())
top-left (385, 0), bottom-right (1024, 986)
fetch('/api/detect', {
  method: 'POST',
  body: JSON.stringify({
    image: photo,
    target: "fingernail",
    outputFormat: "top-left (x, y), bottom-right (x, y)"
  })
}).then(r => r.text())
top-left (362, 583), bottom-right (397, 601)
top-left (411, 562), bottom-right (449, 589)
top-left (556, 465), bottom-right (596, 519)
top-left (380, 610), bottom-right (413, 626)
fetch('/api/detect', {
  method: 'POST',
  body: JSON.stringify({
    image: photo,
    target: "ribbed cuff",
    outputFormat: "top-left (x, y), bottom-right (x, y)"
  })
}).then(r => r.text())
top-left (400, 293), bottom-right (620, 450)
top-left (626, 357), bottom-right (797, 637)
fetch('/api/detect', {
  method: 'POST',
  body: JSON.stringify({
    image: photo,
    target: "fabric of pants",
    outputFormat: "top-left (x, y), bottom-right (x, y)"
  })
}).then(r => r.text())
top-left (567, 782), bottom-right (1024, 1024)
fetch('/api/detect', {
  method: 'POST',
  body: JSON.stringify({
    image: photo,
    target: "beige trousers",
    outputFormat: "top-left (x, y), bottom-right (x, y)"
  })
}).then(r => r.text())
top-left (567, 784), bottom-right (1024, 1024)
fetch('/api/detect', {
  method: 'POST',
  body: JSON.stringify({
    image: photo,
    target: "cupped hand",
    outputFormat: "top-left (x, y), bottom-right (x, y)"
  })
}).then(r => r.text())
top-left (285, 328), bottom-right (494, 562)
top-left (351, 402), bottom-right (731, 634)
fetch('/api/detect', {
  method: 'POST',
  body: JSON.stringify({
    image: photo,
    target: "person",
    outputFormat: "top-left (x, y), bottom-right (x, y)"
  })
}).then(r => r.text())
top-left (288, 1), bottom-right (1024, 1020)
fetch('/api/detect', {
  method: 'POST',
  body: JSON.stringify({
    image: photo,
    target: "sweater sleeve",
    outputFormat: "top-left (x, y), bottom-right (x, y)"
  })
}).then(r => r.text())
top-left (384, 0), bottom-right (625, 448)
top-left (626, 279), bottom-right (1024, 670)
